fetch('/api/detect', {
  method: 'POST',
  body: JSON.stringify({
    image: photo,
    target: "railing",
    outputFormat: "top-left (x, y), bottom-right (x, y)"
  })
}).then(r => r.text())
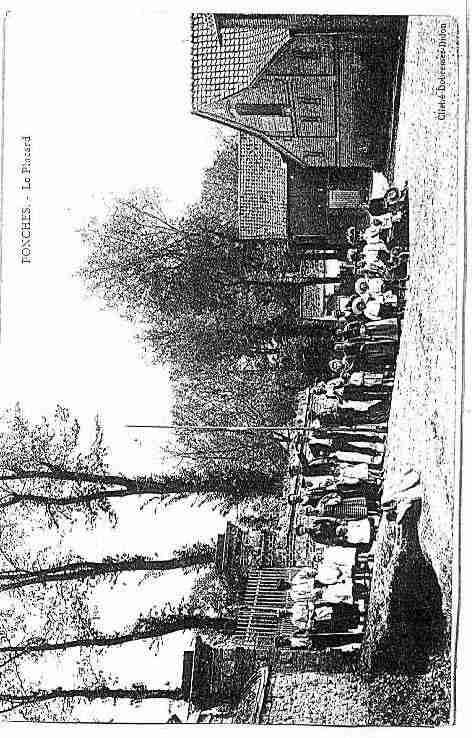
top-left (235, 568), bottom-right (292, 645)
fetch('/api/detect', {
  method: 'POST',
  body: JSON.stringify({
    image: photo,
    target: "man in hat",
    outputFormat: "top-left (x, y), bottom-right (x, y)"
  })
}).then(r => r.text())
top-left (351, 295), bottom-right (398, 321)
top-left (276, 564), bottom-right (347, 602)
top-left (275, 631), bottom-right (363, 650)
top-left (295, 514), bottom-right (377, 550)
top-left (276, 599), bottom-right (361, 639)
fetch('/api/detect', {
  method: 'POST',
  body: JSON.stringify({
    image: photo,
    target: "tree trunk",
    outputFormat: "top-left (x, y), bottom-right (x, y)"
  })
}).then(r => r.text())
top-left (0, 615), bottom-right (236, 655)
top-left (0, 686), bottom-right (183, 713)
top-left (0, 470), bottom-right (157, 491)
top-left (243, 276), bottom-right (341, 287)
top-left (0, 552), bottom-right (215, 594)
top-left (0, 468), bottom-right (279, 509)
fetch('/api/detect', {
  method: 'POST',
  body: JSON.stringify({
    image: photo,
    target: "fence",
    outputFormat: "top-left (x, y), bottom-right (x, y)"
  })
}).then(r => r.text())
top-left (235, 567), bottom-right (293, 646)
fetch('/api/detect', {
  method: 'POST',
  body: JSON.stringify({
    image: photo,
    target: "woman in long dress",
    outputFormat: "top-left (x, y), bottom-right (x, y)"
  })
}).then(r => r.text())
top-left (307, 431), bottom-right (384, 460)
top-left (351, 294), bottom-right (399, 321)
top-left (342, 371), bottom-right (394, 400)
top-left (302, 490), bottom-right (380, 517)
top-left (323, 370), bottom-right (393, 402)
top-left (295, 515), bottom-right (377, 550)
top-left (289, 475), bottom-right (381, 508)
top-left (337, 396), bottom-right (392, 425)
top-left (357, 341), bottom-right (398, 374)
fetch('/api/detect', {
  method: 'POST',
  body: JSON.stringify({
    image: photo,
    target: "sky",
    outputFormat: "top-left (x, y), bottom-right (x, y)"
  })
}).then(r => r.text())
top-left (0, 4), bottom-right (231, 724)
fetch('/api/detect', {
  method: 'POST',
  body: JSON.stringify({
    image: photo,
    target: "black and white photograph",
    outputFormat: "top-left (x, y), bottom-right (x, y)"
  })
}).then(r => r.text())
top-left (0, 1), bottom-right (467, 729)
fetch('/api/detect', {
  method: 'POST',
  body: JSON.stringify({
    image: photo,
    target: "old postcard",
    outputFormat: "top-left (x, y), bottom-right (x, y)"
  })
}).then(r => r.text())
top-left (0, 1), bottom-right (467, 730)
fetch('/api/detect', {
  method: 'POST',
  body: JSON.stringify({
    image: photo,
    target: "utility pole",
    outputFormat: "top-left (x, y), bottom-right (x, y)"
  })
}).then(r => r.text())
top-left (125, 424), bottom-right (315, 434)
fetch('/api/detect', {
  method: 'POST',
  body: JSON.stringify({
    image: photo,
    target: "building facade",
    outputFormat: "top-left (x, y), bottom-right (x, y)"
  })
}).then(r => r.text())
top-left (192, 13), bottom-right (407, 244)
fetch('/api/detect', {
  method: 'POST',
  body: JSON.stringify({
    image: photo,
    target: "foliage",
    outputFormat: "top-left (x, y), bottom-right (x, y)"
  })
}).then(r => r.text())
top-left (0, 403), bottom-right (113, 528)
top-left (166, 357), bottom-right (301, 482)
top-left (77, 136), bottom-right (334, 488)
top-left (186, 569), bottom-right (238, 618)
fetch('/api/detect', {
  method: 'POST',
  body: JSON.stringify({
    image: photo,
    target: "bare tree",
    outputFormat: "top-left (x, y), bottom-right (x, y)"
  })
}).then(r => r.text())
top-left (0, 403), bottom-right (282, 521)
top-left (0, 685), bottom-right (184, 716)
top-left (0, 542), bottom-right (215, 595)
top-left (0, 611), bottom-right (236, 657)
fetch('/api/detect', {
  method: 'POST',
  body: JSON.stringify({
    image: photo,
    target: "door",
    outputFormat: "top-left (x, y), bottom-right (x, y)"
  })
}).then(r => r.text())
top-left (288, 164), bottom-right (328, 237)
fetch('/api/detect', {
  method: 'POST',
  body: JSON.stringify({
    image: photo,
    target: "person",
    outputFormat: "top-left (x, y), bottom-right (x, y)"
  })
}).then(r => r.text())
top-left (337, 396), bottom-right (392, 426)
top-left (319, 372), bottom-right (390, 405)
top-left (307, 432), bottom-right (383, 459)
top-left (291, 478), bottom-right (337, 500)
top-left (341, 371), bottom-right (394, 400)
top-left (328, 447), bottom-right (383, 468)
top-left (358, 341), bottom-right (397, 374)
top-left (292, 436), bottom-right (337, 477)
top-left (281, 582), bottom-right (355, 631)
top-left (301, 471), bottom-right (339, 489)
top-left (275, 632), bottom-right (364, 650)
top-left (310, 387), bottom-right (391, 430)
top-left (351, 294), bottom-right (399, 321)
top-left (335, 461), bottom-right (383, 486)
top-left (368, 184), bottom-right (407, 217)
top-left (278, 601), bottom-right (361, 633)
top-left (303, 491), bottom-right (378, 518)
top-left (276, 564), bottom-right (347, 603)
top-left (371, 211), bottom-right (402, 230)
top-left (276, 573), bottom-right (353, 631)
top-left (315, 376), bottom-right (345, 396)
top-left (360, 317), bottom-right (400, 342)
top-left (310, 417), bottom-right (386, 443)
top-left (299, 459), bottom-right (338, 478)
top-left (366, 196), bottom-right (389, 218)
top-left (354, 275), bottom-right (385, 297)
top-left (298, 444), bottom-right (336, 469)
top-left (335, 315), bottom-right (399, 343)
top-left (361, 238), bottom-right (390, 266)
top-left (293, 476), bottom-right (381, 507)
top-left (288, 600), bottom-right (318, 630)
top-left (346, 226), bottom-right (361, 247)
top-left (309, 601), bottom-right (361, 631)
top-left (328, 356), bottom-right (356, 377)
top-left (311, 386), bottom-right (390, 435)
top-left (357, 257), bottom-right (394, 281)
top-left (295, 515), bottom-right (377, 549)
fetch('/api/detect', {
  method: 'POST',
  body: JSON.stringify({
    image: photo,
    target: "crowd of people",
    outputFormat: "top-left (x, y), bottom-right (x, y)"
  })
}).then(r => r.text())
top-left (277, 183), bottom-right (415, 651)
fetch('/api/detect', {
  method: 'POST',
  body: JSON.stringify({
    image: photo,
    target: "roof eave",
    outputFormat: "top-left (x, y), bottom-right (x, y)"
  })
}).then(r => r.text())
top-left (191, 108), bottom-right (307, 168)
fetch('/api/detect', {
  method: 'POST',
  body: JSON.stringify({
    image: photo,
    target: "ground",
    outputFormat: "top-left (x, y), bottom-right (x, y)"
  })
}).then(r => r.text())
top-left (359, 16), bottom-right (460, 726)
top-left (224, 17), bottom-right (461, 727)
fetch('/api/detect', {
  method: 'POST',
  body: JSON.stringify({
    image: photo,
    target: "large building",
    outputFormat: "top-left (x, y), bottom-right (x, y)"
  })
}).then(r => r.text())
top-left (191, 13), bottom-right (407, 245)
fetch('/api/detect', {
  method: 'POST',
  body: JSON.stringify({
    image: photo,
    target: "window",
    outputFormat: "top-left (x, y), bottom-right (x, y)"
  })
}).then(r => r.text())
top-left (299, 97), bottom-right (322, 106)
top-left (235, 103), bottom-right (286, 116)
top-left (294, 51), bottom-right (321, 60)
top-left (328, 190), bottom-right (363, 209)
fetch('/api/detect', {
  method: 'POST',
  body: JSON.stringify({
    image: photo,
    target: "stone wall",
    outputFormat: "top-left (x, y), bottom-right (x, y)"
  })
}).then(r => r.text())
top-left (191, 637), bottom-right (359, 711)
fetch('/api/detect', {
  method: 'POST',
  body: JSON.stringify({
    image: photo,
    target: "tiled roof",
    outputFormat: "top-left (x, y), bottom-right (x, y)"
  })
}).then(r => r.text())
top-left (238, 133), bottom-right (287, 239)
top-left (191, 13), bottom-right (289, 111)
top-left (192, 14), bottom-right (406, 114)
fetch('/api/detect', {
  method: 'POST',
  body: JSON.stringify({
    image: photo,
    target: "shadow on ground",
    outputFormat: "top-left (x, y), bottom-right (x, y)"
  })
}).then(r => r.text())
top-left (369, 508), bottom-right (446, 675)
